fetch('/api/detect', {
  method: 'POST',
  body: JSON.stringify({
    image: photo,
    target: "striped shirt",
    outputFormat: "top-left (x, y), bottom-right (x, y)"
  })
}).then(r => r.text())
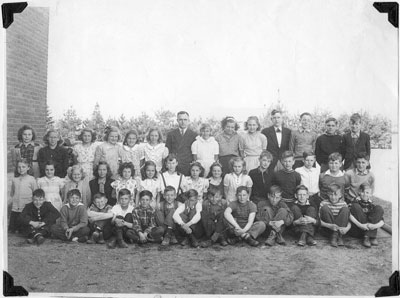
top-left (319, 200), bottom-right (348, 217)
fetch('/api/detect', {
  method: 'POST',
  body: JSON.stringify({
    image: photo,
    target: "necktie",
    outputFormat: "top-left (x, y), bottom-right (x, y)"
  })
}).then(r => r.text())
top-left (276, 128), bottom-right (281, 133)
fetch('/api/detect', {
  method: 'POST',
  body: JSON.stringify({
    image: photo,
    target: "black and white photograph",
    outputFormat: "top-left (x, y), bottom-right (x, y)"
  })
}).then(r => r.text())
top-left (1, 0), bottom-right (398, 296)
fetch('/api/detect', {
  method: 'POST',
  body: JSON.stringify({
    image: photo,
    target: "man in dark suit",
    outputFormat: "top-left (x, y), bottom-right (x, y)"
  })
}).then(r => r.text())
top-left (165, 111), bottom-right (197, 176)
top-left (261, 110), bottom-right (292, 171)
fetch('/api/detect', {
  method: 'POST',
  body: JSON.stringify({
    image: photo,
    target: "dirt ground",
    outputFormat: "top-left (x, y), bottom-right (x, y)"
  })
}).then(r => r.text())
top-left (6, 226), bottom-right (392, 296)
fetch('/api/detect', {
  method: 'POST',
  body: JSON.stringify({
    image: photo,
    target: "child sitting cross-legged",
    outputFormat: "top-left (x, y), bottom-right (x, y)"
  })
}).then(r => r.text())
top-left (107, 189), bottom-right (134, 249)
top-left (86, 193), bottom-right (114, 244)
top-left (258, 185), bottom-right (294, 247)
top-left (224, 186), bottom-right (266, 247)
top-left (200, 188), bottom-right (228, 247)
top-left (20, 189), bottom-right (60, 245)
top-left (349, 183), bottom-right (384, 248)
top-left (172, 189), bottom-right (203, 248)
top-left (319, 183), bottom-right (351, 248)
top-left (126, 190), bottom-right (164, 244)
top-left (291, 185), bottom-right (318, 246)
top-left (51, 189), bottom-right (90, 243)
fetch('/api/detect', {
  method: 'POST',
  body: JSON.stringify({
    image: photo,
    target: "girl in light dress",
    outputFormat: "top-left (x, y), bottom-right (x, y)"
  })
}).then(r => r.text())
top-left (142, 128), bottom-right (169, 172)
top-left (111, 162), bottom-right (139, 206)
top-left (191, 123), bottom-right (219, 177)
top-left (37, 161), bottom-right (65, 211)
top-left (186, 161), bottom-right (209, 203)
top-left (138, 160), bottom-right (161, 209)
top-left (62, 165), bottom-right (91, 207)
top-left (121, 129), bottom-right (144, 178)
top-left (207, 162), bottom-right (225, 199)
top-left (239, 116), bottom-right (268, 172)
top-left (11, 125), bottom-right (41, 178)
top-left (73, 128), bottom-right (98, 181)
top-left (94, 126), bottom-right (124, 179)
top-left (223, 157), bottom-right (253, 203)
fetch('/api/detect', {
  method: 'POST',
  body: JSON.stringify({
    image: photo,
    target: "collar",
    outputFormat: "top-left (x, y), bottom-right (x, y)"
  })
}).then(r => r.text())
top-left (356, 196), bottom-right (373, 204)
top-left (351, 131), bottom-right (360, 138)
top-left (324, 170), bottom-right (344, 177)
top-left (65, 202), bottom-right (84, 208)
top-left (275, 126), bottom-right (283, 132)
top-left (257, 167), bottom-right (269, 174)
top-left (98, 178), bottom-right (106, 184)
top-left (145, 142), bottom-right (162, 149)
top-left (295, 199), bottom-right (310, 206)
top-left (138, 205), bottom-right (154, 212)
top-left (179, 128), bottom-right (187, 135)
top-left (299, 128), bottom-right (311, 133)
top-left (356, 169), bottom-right (369, 176)
top-left (196, 136), bottom-right (215, 143)
top-left (20, 141), bottom-right (35, 147)
top-left (123, 144), bottom-right (138, 152)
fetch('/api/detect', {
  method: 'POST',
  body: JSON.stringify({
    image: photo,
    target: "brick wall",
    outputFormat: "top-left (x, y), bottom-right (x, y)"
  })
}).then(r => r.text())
top-left (6, 7), bottom-right (49, 172)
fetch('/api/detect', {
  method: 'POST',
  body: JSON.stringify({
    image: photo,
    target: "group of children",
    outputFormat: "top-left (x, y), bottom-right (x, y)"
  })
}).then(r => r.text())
top-left (9, 112), bottom-right (385, 249)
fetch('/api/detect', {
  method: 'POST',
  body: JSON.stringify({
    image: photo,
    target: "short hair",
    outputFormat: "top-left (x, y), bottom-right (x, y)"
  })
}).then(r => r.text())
top-left (300, 112), bottom-right (312, 119)
top-left (32, 188), bottom-right (45, 198)
top-left (123, 129), bottom-right (140, 146)
top-left (43, 129), bottom-right (62, 146)
top-left (78, 128), bottom-right (96, 143)
top-left (281, 150), bottom-right (294, 160)
top-left (146, 127), bottom-right (163, 143)
top-left (103, 126), bottom-right (122, 142)
top-left (207, 162), bottom-right (224, 179)
top-left (164, 185), bottom-right (176, 195)
top-left (118, 162), bottom-right (135, 177)
top-left (303, 151), bottom-right (316, 159)
top-left (14, 158), bottom-right (30, 177)
top-left (139, 190), bottom-right (153, 199)
top-left (177, 111), bottom-right (189, 117)
top-left (271, 109), bottom-right (281, 116)
top-left (295, 185), bottom-right (309, 194)
top-left (328, 152), bottom-right (342, 162)
top-left (327, 183), bottom-right (342, 193)
top-left (236, 186), bottom-right (249, 195)
top-left (141, 160), bottom-right (158, 180)
top-left (359, 183), bottom-right (372, 193)
top-left (350, 113), bottom-right (362, 123)
top-left (118, 188), bottom-right (131, 198)
top-left (207, 187), bottom-right (222, 198)
top-left (186, 189), bottom-right (199, 199)
top-left (17, 125), bottom-right (36, 142)
top-left (93, 193), bottom-right (106, 202)
top-left (355, 152), bottom-right (370, 161)
top-left (259, 150), bottom-right (273, 161)
top-left (190, 161), bottom-right (205, 178)
top-left (221, 116), bottom-right (239, 131)
top-left (229, 157), bottom-right (246, 174)
top-left (325, 117), bottom-right (338, 125)
top-left (67, 189), bottom-right (82, 199)
top-left (163, 153), bottom-right (178, 172)
top-left (93, 161), bottom-right (112, 179)
top-left (269, 185), bottom-right (282, 195)
top-left (200, 123), bottom-right (212, 133)
top-left (67, 165), bottom-right (85, 180)
top-left (244, 116), bottom-right (261, 131)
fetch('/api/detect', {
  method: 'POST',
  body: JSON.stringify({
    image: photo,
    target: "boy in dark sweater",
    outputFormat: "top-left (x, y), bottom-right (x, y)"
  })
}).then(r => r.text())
top-left (51, 189), bottom-right (90, 243)
top-left (315, 117), bottom-right (343, 173)
top-left (342, 113), bottom-right (371, 171)
top-left (248, 151), bottom-right (273, 206)
top-left (20, 189), bottom-right (60, 245)
top-left (271, 151), bottom-right (301, 207)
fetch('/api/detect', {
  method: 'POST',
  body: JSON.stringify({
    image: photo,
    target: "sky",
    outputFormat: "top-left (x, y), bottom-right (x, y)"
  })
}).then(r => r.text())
top-left (31, 0), bottom-right (398, 123)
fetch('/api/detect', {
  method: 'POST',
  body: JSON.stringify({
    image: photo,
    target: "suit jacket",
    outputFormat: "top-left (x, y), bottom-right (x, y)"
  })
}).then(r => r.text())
top-left (165, 128), bottom-right (197, 176)
top-left (342, 132), bottom-right (371, 170)
top-left (261, 126), bottom-right (291, 170)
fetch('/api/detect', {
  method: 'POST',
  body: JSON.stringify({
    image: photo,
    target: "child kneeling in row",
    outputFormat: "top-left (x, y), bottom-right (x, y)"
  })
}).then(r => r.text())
top-left (20, 189), bottom-right (60, 245)
top-left (51, 189), bottom-right (90, 243)
top-left (224, 186), bottom-right (265, 247)
top-left (349, 183), bottom-right (384, 248)
top-left (127, 190), bottom-right (164, 244)
top-left (173, 189), bottom-right (203, 248)
top-left (87, 193), bottom-right (113, 244)
top-left (258, 185), bottom-right (293, 246)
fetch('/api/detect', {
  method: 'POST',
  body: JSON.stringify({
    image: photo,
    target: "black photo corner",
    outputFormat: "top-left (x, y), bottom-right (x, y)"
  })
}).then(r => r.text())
top-left (3, 272), bottom-right (28, 296)
top-left (375, 271), bottom-right (400, 297)
top-left (373, 2), bottom-right (399, 28)
top-left (2, 2), bottom-right (27, 29)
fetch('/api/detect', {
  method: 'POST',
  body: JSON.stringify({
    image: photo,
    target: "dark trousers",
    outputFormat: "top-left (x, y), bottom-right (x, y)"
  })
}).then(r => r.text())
top-left (51, 225), bottom-right (90, 241)
top-left (9, 211), bottom-right (22, 232)
top-left (89, 219), bottom-right (113, 240)
top-left (112, 213), bottom-right (133, 240)
top-left (319, 205), bottom-right (350, 236)
top-left (176, 213), bottom-right (203, 239)
top-left (291, 204), bottom-right (317, 236)
top-left (257, 204), bottom-right (293, 227)
top-left (126, 227), bottom-right (165, 243)
top-left (20, 225), bottom-right (53, 238)
top-left (155, 209), bottom-right (176, 230)
top-left (225, 220), bottom-right (266, 239)
top-left (309, 194), bottom-right (323, 211)
top-left (349, 203), bottom-right (384, 238)
top-left (201, 210), bottom-right (226, 238)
